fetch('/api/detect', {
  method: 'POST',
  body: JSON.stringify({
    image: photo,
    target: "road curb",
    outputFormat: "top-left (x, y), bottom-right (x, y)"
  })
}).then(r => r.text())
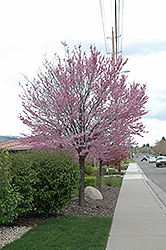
top-left (145, 179), bottom-right (166, 214)
top-left (136, 163), bottom-right (166, 214)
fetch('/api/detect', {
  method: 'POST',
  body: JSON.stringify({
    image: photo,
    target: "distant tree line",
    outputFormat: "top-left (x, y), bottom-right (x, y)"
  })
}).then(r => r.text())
top-left (143, 143), bottom-right (150, 147)
top-left (153, 137), bottom-right (166, 155)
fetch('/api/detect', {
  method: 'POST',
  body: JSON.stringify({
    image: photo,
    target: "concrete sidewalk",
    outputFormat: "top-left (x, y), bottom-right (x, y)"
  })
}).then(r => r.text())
top-left (106, 162), bottom-right (166, 250)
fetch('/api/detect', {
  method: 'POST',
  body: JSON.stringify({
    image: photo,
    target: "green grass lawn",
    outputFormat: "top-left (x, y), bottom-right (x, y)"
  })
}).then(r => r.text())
top-left (2, 216), bottom-right (112, 250)
top-left (102, 176), bottom-right (123, 187)
top-left (2, 171), bottom-right (124, 250)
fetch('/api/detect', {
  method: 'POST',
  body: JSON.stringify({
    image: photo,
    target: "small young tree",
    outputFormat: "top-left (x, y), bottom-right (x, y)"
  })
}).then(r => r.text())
top-left (19, 43), bottom-right (148, 206)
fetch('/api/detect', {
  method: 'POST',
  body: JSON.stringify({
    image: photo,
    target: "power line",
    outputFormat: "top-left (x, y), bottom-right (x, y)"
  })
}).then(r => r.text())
top-left (116, 0), bottom-right (124, 58)
top-left (118, 0), bottom-right (121, 55)
top-left (110, 0), bottom-right (114, 28)
top-left (99, 0), bottom-right (108, 54)
top-left (115, 0), bottom-right (118, 61)
top-left (121, 0), bottom-right (124, 56)
top-left (99, 0), bottom-right (124, 60)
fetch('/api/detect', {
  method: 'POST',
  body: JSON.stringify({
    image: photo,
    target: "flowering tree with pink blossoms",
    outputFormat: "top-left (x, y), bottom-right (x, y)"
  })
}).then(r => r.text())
top-left (88, 119), bottom-right (134, 180)
top-left (19, 43), bottom-right (148, 206)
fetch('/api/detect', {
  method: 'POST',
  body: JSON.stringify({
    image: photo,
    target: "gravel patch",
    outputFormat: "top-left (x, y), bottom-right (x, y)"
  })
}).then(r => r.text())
top-left (0, 226), bottom-right (32, 249)
top-left (0, 184), bottom-right (120, 249)
top-left (57, 185), bottom-right (120, 217)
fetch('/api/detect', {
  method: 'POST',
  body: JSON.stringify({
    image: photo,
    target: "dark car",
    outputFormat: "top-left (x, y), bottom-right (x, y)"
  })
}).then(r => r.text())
top-left (156, 156), bottom-right (166, 168)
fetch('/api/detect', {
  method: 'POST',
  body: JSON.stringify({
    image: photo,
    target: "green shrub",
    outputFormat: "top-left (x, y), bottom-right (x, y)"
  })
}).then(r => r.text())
top-left (85, 162), bottom-right (94, 176)
top-left (102, 165), bottom-right (107, 175)
top-left (10, 150), bottom-right (80, 215)
top-left (9, 151), bottom-right (38, 214)
top-left (108, 169), bottom-right (117, 175)
top-left (92, 166), bottom-right (107, 187)
top-left (0, 149), bottom-right (20, 225)
top-left (92, 165), bottom-right (107, 176)
top-left (121, 165), bottom-right (128, 170)
top-left (85, 162), bottom-right (107, 178)
top-left (84, 176), bottom-right (96, 187)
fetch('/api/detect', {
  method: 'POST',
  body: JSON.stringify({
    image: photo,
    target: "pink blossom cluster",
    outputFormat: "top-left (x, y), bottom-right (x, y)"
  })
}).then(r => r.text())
top-left (19, 43), bottom-right (148, 164)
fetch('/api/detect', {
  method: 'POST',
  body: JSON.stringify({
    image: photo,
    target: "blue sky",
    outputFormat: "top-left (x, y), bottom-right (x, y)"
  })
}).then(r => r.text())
top-left (1, 0), bottom-right (166, 146)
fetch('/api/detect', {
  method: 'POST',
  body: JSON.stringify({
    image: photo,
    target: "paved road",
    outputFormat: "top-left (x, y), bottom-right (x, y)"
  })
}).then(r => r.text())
top-left (136, 158), bottom-right (166, 193)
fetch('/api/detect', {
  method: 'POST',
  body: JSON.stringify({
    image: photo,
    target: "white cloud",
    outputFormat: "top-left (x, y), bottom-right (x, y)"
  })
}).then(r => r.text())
top-left (124, 41), bottom-right (166, 56)
top-left (134, 118), bottom-right (166, 147)
top-left (0, 85), bottom-right (29, 136)
top-left (0, 0), bottom-right (166, 147)
top-left (123, 0), bottom-right (166, 42)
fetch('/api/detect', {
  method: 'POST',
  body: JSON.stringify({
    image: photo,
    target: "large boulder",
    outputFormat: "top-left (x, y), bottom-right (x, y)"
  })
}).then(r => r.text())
top-left (84, 186), bottom-right (103, 200)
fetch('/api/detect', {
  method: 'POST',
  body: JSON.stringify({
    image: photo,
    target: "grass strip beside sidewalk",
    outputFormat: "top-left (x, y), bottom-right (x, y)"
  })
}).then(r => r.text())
top-left (2, 216), bottom-right (112, 250)
top-left (102, 176), bottom-right (123, 187)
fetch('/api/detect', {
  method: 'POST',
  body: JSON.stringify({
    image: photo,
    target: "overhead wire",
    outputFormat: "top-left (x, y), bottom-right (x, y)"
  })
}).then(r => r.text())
top-left (121, 0), bottom-right (124, 56)
top-left (99, 0), bottom-right (108, 54)
top-left (110, 0), bottom-right (114, 28)
top-left (114, 0), bottom-right (117, 60)
top-left (117, 0), bottom-right (124, 56)
top-left (99, 0), bottom-right (124, 57)
top-left (118, 0), bottom-right (120, 55)
top-left (113, 0), bottom-right (124, 58)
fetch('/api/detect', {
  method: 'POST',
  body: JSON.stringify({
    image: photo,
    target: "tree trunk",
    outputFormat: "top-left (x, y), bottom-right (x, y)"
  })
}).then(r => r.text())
top-left (79, 155), bottom-right (85, 206)
top-left (117, 161), bottom-right (121, 172)
top-left (107, 165), bottom-right (110, 176)
top-left (98, 159), bottom-right (103, 187)
top-left (99, 160), bottom-right (103, 177)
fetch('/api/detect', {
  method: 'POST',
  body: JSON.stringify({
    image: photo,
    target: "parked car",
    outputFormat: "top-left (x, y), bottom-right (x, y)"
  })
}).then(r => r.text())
top-left (156, 156), bottom-right (166, 168)
top-left (149, 156), bottom-right (156, 163)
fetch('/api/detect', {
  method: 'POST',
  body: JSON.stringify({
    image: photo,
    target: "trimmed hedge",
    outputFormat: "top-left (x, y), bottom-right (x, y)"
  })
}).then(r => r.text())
top-left (0, 149), bottom-right (20, 225)
top-left (10, 150), bottom-right (80, 215)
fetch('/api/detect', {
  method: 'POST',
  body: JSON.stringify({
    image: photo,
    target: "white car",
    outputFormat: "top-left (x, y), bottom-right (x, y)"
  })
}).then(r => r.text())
top-left (156, 156), bottom-right (166, 168)
top-left (149, 156), bottom-right (156, 163)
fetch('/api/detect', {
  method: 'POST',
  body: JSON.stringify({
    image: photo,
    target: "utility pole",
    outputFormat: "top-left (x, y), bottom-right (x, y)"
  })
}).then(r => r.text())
top-left (106, 0), bottom-right (122, 62)
top-left (112, 27), bottom-right (115, 63)
top-left (114, 0), bottom-right (118, 62)
top-left (111, 0), bottom-right (118, 62)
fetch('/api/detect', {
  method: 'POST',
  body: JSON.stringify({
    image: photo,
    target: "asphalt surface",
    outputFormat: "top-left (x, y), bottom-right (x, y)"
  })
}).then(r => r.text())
top-left (136, 158), bottom-right (166, 193)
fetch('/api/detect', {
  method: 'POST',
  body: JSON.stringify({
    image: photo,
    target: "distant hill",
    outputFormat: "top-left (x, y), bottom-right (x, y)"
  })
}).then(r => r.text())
top-left (0, 136), bottom-right (22, 144)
